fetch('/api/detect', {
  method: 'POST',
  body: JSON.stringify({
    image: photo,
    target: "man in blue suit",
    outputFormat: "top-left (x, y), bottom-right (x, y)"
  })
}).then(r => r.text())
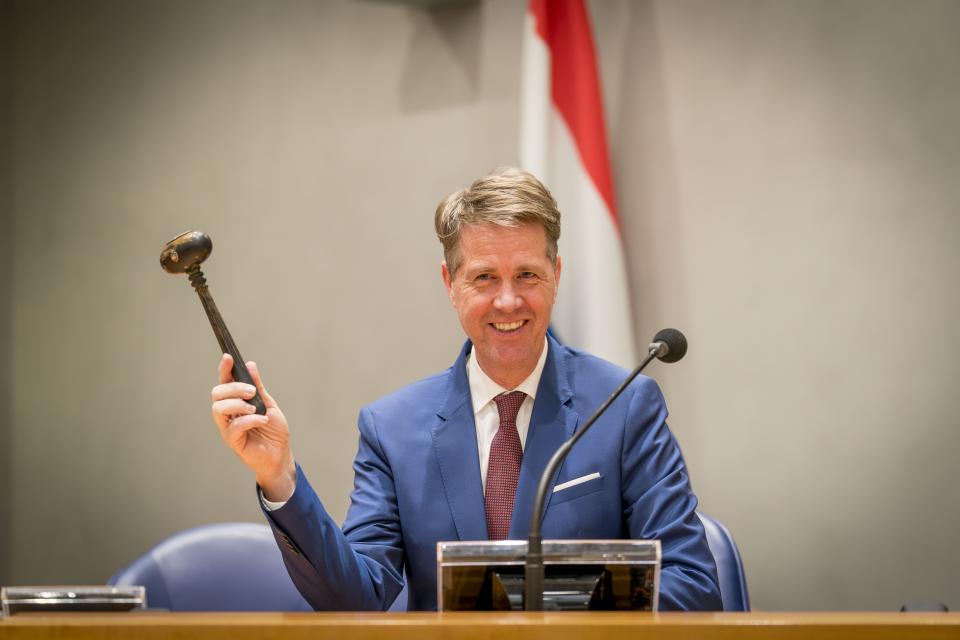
top-left (211, 168), bottom-right (722, 611)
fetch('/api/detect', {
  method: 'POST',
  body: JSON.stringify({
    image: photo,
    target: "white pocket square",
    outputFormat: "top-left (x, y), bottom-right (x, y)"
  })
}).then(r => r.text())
top-left (553, 472), bottom-right (602, 493)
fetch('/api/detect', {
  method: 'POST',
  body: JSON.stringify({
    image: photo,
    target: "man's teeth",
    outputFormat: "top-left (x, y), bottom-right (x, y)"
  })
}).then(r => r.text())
top-left (493, 321), bottom-right (525, 331)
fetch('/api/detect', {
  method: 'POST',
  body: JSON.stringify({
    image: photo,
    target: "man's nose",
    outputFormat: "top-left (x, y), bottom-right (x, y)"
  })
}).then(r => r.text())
top-left (493, 281), bottom-right (522, 312)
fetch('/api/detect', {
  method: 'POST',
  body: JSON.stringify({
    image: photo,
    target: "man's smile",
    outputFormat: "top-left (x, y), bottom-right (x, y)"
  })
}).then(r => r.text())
top-left (491, 320), bottom-right (527, 333)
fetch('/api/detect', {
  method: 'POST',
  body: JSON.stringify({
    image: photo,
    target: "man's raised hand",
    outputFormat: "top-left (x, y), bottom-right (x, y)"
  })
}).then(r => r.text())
top-left (211, 354), bottom-right (296, 502)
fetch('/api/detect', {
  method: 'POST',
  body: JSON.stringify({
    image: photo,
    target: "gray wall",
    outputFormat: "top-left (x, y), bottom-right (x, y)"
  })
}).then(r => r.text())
top-left (4, 0), bottom-right (958, 611)
top-left (599, 0), bottom-right (960, 610)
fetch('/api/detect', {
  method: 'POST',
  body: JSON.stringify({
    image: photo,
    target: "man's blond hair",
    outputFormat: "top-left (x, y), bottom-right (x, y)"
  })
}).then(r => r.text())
top-left (434, 167), bottom-right (561, 276)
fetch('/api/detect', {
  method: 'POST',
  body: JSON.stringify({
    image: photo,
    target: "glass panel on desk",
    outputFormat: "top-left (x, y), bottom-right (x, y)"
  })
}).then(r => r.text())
top-left (437, 539), bottom-right (660, 612)
top-left (1, 585), bottom-right (146, 616)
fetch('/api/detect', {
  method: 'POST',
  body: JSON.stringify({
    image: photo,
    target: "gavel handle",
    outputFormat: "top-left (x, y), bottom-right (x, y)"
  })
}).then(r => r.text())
top-left (188, 268), bottom-right (267, 415)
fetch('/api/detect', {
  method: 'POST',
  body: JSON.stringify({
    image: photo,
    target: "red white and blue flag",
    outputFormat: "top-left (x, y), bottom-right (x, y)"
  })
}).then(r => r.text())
top-left (521, 0), bottom-right (637, 367)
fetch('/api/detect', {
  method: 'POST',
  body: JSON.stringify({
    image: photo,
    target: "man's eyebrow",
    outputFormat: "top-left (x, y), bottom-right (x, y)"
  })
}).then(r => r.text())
top-left (461, 262), bottom-right (492, 274)
top-left (459, 259), bottom-right (552, 276)
top-left (516, 263), bottom-right (549, 273)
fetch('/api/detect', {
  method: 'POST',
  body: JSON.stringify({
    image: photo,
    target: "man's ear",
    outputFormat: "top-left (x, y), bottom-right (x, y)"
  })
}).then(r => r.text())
top-left (441, 261), bottom-right (455, 304)
top-left (553, 255), bottom-right (562, 301)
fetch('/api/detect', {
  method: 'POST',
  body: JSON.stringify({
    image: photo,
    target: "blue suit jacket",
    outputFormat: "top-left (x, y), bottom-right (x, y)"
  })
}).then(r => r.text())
top-left (264, 335), bottom-right (721, 611)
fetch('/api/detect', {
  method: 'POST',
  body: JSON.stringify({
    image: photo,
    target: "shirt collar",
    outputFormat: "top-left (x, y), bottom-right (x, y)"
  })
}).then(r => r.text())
top-left (467, 337), bottom-right (549, 415)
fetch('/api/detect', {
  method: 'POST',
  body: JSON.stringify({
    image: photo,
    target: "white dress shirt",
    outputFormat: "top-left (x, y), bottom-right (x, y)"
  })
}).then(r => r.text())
top-left (262, 338), bottom-right (550, 510)
top-left (468, 338), bottom-right (548, 490)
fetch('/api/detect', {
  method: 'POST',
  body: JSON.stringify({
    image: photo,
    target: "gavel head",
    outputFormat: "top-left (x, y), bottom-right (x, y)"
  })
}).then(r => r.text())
top-left (160, 230), bottom-right (212, 274)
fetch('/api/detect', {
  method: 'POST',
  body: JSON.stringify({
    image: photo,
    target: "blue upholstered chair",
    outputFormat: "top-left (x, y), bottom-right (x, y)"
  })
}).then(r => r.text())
top-left (111, 515), bottom-right (747, 612)
top-left (698, 511), bottom-right (750, 611)
top-left (108, 522), bottom-right (311, 611)
top-left (392, 512), bottom-right (749, 612)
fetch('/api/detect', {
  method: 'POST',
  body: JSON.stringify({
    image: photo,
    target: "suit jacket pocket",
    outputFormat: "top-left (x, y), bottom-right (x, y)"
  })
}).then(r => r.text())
top-left (549, 473), bottom-right (606, 506)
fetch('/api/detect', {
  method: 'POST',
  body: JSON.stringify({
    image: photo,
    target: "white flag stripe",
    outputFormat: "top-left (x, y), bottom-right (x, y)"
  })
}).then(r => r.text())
top-left (546, 110), bottom-right (637, 368)
top-left (520, 1), bottom-right (638, 369)
top-left (519, 12), bottom-right (550, 179)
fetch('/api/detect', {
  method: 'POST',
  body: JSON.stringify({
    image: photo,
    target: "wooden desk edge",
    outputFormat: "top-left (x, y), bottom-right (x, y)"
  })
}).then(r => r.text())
top-left (3, 611), bottom-right (960, 640)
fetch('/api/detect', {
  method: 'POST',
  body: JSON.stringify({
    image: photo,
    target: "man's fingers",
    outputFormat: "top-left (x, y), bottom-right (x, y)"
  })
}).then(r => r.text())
top-left (220, 413), bottom-right (270, 442)
top-left (211, 381), bottom-right (258, 402)
top-left (218, 353), bottom-right (235, 384)
top-left (212, 397), bottom-right (259, 423)
top-left (245, 361), bottom-right (278, 408)
top-left (218, 357), bottom-right (277, 410)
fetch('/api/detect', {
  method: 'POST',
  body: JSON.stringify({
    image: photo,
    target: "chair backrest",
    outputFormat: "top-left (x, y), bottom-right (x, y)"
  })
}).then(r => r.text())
top-left (111, 518), bottom-right (746, 612)
top-left (394, 513), bottom-right (749, 612)
top-left (697, 511), bottom-right (750, 611)
top-left (109, 522), bottom-right (312, 612)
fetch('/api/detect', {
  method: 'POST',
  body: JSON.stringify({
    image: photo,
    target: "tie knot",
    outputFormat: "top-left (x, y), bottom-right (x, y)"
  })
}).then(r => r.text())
top-left (494, 391), bottom-right (526, 424)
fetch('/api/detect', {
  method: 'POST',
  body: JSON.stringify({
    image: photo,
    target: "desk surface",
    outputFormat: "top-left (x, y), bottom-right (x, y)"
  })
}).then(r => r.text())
top-left (3, 612), bottom-right (960, 640)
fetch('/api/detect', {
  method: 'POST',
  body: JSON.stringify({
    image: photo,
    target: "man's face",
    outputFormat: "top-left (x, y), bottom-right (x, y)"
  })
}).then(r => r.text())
top-left (442, 222), bottom-right (561, 388)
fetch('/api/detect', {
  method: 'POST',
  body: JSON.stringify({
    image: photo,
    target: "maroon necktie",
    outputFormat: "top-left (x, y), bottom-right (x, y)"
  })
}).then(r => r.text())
top-left (485, 391), bottom-right (526, 541)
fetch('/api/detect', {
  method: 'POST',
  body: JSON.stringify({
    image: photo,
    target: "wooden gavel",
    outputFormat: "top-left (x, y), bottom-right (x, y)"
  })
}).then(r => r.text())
top-left (160, 230), bottom-right (267, 415)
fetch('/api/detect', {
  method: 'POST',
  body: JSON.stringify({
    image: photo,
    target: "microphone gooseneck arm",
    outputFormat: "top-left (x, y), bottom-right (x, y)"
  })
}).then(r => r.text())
top-left (523, 330), bottom-right (685, 611)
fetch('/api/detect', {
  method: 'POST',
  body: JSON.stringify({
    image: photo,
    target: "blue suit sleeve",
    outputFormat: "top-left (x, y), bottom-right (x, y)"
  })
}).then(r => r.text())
top-left (621, 378), bottom-right (723, 611)
top-left (261, 406), bottom-right (404, 611)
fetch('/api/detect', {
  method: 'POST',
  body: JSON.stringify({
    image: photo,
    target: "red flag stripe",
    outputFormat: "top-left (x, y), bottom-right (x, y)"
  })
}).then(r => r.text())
top-left (529, 0), bottom-right (620, 228)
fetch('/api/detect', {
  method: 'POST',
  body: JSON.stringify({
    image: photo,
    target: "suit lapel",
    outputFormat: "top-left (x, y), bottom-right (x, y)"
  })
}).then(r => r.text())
top-left (431, 341), bottom-right (488, 541)
top-left (510, 336), bottom-right (578, 538)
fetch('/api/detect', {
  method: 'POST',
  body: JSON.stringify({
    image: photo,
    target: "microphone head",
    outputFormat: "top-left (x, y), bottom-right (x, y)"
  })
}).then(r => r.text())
top-left (652, 328), bottom-right (687, 363)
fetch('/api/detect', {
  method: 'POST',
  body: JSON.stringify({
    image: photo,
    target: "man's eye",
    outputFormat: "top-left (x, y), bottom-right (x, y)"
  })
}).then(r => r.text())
top-left (476, 274), bottom-right (492, 281)
top-left (519, 271), bottom-right (537, 279)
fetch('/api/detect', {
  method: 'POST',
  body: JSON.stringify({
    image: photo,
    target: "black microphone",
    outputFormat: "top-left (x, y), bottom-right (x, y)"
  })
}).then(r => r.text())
top-left (649, 327), bottom-right (687, 363)
top-left (523, 328), bottom-right (688, 611)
